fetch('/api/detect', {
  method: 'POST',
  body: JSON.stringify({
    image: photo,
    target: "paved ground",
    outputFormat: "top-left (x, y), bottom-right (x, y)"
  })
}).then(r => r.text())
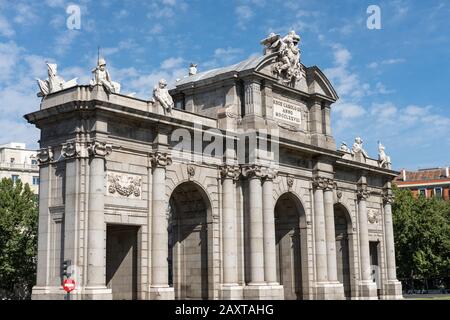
top-left (403, 294), bottom-right (450, 300)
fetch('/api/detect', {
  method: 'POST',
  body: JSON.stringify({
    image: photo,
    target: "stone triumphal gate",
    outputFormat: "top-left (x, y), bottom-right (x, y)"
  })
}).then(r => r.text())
top-left (26, 32), bottom-right (402, 300)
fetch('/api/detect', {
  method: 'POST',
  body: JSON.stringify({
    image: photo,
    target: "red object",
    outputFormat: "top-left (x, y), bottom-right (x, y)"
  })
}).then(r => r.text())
top-left (63, 279), bottom-right (76, 293)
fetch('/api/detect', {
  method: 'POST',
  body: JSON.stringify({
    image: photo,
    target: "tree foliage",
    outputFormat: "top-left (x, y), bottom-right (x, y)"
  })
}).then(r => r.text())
top-left (392, 185), bottom-right (450, 288)
top-left (0, 178), bottom-right (38, 299)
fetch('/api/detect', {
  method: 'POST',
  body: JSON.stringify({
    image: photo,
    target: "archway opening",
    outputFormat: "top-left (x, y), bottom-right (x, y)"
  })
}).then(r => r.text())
top-left (274, 193), bottom-right (305, 300)
top-left (334, 203), bottom-right (352, 299)
top-left (168, 182), bottom-right (210, 300)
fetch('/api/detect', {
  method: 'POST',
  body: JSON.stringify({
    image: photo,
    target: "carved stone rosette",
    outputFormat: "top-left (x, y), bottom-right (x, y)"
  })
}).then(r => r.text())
top-left (37, 147), bottom-right (54, 164)
top-left (150, 151), bottom-right (172, 168)
top-left (87, 141), bottom-right (112, 158)
top-left (357, 185), bottom-right (371, 201)
top-left (220, 164), bottom-right (241, 181)
top-left (312, 177), bottom-right (335, 191)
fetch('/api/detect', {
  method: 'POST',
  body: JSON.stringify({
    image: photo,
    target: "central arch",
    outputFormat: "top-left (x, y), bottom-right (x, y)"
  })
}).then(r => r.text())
top-left (274, 192), bottom-right (307, 300)
top-left (168, 181), bottom-right (212, 300)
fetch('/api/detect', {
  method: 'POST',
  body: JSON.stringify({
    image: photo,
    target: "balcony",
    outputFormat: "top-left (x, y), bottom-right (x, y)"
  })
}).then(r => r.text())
top-left (0, 162), bottom-right (39, 172)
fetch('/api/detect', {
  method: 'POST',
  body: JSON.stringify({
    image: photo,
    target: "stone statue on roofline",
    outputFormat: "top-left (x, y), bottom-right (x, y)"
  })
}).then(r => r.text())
top-left (352, 137), bottom-right (369, 159)
top-left (340, 142), bottom-right (351, 153)
top-left (153, 79), bottom-right (174, 114)
top-left (37, 63), bottom-right (78, 97)
top-left (261, 30), bottom-right (303, 86)
top-left (378, 141), bottom-right (392, 169)
top-left (189, 63), bottom-right (198, 76)
top-left (90, 57), bottom-right (121, 94)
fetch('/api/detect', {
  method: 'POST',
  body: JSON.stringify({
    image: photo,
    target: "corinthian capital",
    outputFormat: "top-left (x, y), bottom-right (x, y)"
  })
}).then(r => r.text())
top-left (313, 177), bottom-right (335, 191)
top-left (220, 164), bottom-right (241, 181)
top-left (150, 151), bottom-right (172, 168)
top-left (357, 185), bottom-right (371, 201)
top-left (87, 141), bottom-right (112, 158)
top-left (383, 190), bottom-right (395, 204)
top-left (241, 164), bottom-right (264, 179)
top-left (37, 147), bottom-right (54, 164)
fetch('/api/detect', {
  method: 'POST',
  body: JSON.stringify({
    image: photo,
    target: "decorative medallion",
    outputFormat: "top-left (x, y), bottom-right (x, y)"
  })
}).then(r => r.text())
top-left (107, 173), bottom-right (142, 198)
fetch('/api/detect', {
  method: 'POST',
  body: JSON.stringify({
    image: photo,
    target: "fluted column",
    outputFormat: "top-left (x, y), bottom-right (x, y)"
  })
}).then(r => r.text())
top-left (150, 152), bottom-right (172, 289)
top-left (357, 183), bottom-right (372, 282)
top-left (86, 141), bottom-right (112, 291)
top-left (220, 165), bottom-right (241, 285)
top-left (243, 165), bottom-right (265, 285)
top-left (262, 169), bottom-right (278, 284)
top-left (323, 180), bottom-right (338, 283)
top-left (383, 188), bottom-right (397, 281)
top-left (381, 183), bottom-right (403, 299)
top-left (313, 177), bottom-right (328, 283)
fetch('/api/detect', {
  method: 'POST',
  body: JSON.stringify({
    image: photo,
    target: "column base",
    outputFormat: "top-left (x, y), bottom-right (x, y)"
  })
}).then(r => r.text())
top-left (381, 280), bottom-right (403, 300)
top-left (148, 286), bottom-right (175, 300)
top-left (32, 286), bottom-right (113, 300)
top-left (220, 284), bottom-right (244, 300)
top-left (32, 286), bottom-right (65, 300)
top-left (358, 281), bottom-right (378, 300)
top-left (243, 284), bottom-right (284, 300)
top-left (81, 286), bottom-right (113, 300)
top-left (315, 282), bottom-right (345, 300)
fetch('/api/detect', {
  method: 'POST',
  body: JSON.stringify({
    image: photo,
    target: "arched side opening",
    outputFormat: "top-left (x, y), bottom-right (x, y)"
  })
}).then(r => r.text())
top-left (274, 192), bottom-right (307, 300)
top-left (334, 203), bottom-right (352, 299)
top-left (168, 182), bottom-right (211, 300)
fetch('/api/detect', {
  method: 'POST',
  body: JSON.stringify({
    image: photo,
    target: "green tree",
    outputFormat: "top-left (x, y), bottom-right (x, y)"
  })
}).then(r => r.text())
top-left (392, 185), bottom-right (450, 290)
top-left (0, 178), bottom-right (38, 299)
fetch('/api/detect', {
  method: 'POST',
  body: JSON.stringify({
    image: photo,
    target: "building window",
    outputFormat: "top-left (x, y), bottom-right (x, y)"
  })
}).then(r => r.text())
top-left (10, 158), bottom-right (15, 163)
top-left (434, 187), bottom-right (443, 198)
top-left (31, 160), bottom-right (38, 165)
top-left (11, 175), bottom-right (19, 183)
top-left (419, 189), bottom-right (426, 197)
top-left (33, 176), bottom-right (40, 185)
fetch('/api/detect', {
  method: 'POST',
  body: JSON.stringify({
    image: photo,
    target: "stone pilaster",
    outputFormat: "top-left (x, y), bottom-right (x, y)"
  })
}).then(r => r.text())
top-left (381, 183), bottom-right (403, 299)
top-left (357, 178), bottom-right (378, 299)
top-left (149, 151), bottom-right (175, 300)
top-left (85, 140), bottom-right (113, 299)
top-left (220, 165), bottom-right (244, 299)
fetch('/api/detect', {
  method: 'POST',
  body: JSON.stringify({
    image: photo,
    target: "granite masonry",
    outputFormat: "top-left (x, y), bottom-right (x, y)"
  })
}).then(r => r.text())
top-left (25, 31), bottom-right (402, 300)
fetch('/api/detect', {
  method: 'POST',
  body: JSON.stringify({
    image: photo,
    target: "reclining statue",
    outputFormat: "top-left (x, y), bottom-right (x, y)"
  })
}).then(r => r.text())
top-left (37, 63), bottom-right (78, 97)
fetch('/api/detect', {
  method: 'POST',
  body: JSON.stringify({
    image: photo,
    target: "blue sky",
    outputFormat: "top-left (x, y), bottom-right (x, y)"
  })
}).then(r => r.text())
top-left (0, 0), bottom-right (449, 170)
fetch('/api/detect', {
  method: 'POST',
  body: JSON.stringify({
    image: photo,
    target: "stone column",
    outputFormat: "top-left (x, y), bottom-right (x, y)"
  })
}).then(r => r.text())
top-left (357, 179), bottom-right (377, 299)
top-left (244, 165), bottom-right (265, 285)
top-left (262, 169), bottom-right (277, 285)
top-left (85, 141), bottom-right (112, 299)
top-left (323, 180), bottom-right (338, 282)
top-left (220, 165), bottom-right (243, 299)
top-left (382, 183), bottom-right (403, 299)
top-left (313, 177), bottom-right (328, 283)
top-left (149, 151), bottom-right (174, 300)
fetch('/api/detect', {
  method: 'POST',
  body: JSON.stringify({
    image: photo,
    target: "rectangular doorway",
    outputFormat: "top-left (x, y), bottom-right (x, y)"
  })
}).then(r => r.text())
top-left (106, 225), bottom-right (140, 300)
top-left (369, 241), bottom-right (380, 298)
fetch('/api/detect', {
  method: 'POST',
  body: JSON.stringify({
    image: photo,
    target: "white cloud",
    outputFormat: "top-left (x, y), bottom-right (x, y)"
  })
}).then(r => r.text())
top-left (161, 57), bottom-right (184, 70)
top-left (0, 41), bottom-right (23, 82)
top-left (0, 15), bottom-right (15, 37)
